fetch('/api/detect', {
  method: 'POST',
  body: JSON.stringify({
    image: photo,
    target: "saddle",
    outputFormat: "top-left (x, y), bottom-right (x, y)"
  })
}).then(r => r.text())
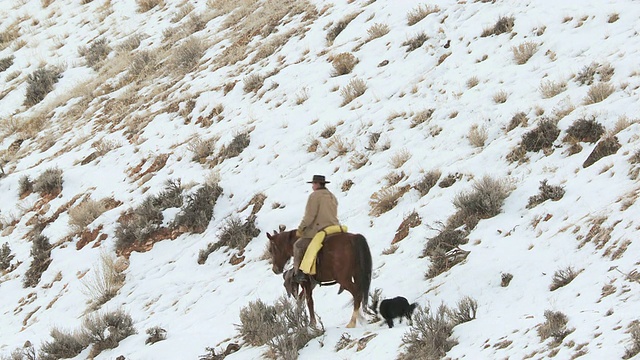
top-left (299, 224), bottom-right (348, 275)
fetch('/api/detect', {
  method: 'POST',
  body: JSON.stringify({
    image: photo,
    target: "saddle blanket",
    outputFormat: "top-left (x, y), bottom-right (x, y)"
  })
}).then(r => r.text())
top-left (299, 224), bottom-right (348, 275)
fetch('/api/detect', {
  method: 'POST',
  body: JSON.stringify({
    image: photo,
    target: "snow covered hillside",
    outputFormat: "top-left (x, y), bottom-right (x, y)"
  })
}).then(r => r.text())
top-left (1, 0), bottom-right (639, 359)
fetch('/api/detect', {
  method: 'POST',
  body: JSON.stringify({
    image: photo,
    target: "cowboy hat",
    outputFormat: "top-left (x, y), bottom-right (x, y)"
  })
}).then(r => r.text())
top-left (307, 174), bottom-right (330, 184)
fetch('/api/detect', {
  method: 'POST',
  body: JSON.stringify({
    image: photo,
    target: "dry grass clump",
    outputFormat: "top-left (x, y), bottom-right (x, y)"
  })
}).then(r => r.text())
top-left (481, 15), bottom-right (515, 37)
top-left (526, 179), bottom-right (565, 209)
top-left (512, 41), bottom-right (538, 64)
top-left (466, 76), bottom-right (480, 88)
top-left (68, 198), bottom-right (108, 233)
top-left (79, 38), bottom-right (111, 70)
top-left (0, 55), bottom-right (14, 72)
top-left (366, 23), bottom-right (390, 41)
top-left (23, 233), bottom-right (52, 288)
top-left (33, 167), bottom-right (64, 196)
top-left (237, 297), bottom-right (324, 359)
top-left (537, 310), bottom-right (573, 345)
top-left (188, 135), bottom-right (217, 163)
top-left (389, 149), bottom-right (411, 168)
top-left (521, 118), bottom-right (560, 152)
top-left (340, 78), bottom-right (367, 106)
top-left (117, 34), bottom-right (145, 54)
top-left (407, 4), bottom-right (440, 25)
top-left (170, 36), bottom-right (205, 73)
top-left (24, 66), bottom-right (62, 107)
top-left (623, 322), bottom-right (640, 359)
top-left (549, 266), bottom-right (580, 291)
top-left (414, 170), bottom-right (441, 197)
top-left (493, 90), bottom-right (508, 104)
top-left (423, 227), bottom-right (468, 278)
top-left (331, 52), bottom-right (357, 76)
top-left (326, 12), bottom-right (359, 44)
top-left (137, 0), bottom-right (164, 12)
top-left (128, 50), bottom-right (159, 80)
top-left (584, 82), bottom-right (615, 104)
top-left (243, 73), bottom-right (264, 93)
top-left (0, 24), bottom-right (20, 50)
top-left (574, 62), bottom-right (614, 86)
top-left (410, 109), bottom-right (434, 128)
top-left (564, 117), bottom-right (604, 143)
top-left (539, 79), bottom-right (567, 98)
top-left (402, 32), bottom-right (428, 52)
top-left (82, 252), bottom-right (126, 311)
top-left (369, 185), bottom-right (410, 216)
top-left (468, 124), bottom-right (488, 147)
top-left (450, 176), bottom-right (510, 230)
top-left (18, 175), bottom-right (34, 198)
top-left (501, 273), bottom-right (514, 287)
top-left (320, 124), bottom-right (336, 139)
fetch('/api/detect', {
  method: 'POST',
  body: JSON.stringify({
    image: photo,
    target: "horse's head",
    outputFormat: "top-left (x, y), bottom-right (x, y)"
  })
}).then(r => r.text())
top-left (266, 227), bottom-right (294, 274)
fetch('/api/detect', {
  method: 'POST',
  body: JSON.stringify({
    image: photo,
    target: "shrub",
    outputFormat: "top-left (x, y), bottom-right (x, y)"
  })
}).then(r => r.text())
top-left (501, 273), bottom-right (513, 287)
top-left (188, 136), bottom-right (216, 163)
top-left (366, 131), bottom-right (381, 150)
top-left (84, 309), bottom-right (136, 356)
top-left (539, 79), bottom-right (567, 99)
top-left (33, 167), bottom-right (63, 196)
top-left (218, 132), bottom-right (250, 161)
top-left (397, 304), bottom-right (457, 360)
top-left (369, 185), bottom-right (410, 216)
top-left (145, 326), bottom-right (167, 345)
top-left (243, 73), bottom-right (264, 93)
top-left (173, 182), bottom-right (223, 233)
top-left (40, 328), bottom-right (90, 360)
top-left (452, 176), bottom-right (511, 222)
top-left (24, 66), bottom-right (62, 107)
top-left (320, 125), bottom-right (336, 139)
top-left (68, 198), bottom-right (108, 233)
top-left (584, 82), bottom-right (615, 104)
top-left (155, 179), bottom-right (184, 209)
top-left (23, 234), bottom-right (52, 288)
top-left (423, 228), bottom-right (468, 258)
top-left (526, 179), bottom-right (565, 209)
top-left (623, 322), bottom-right (640, 359)
top-left (575, 62), bottom-right (599, 85)
top-left (340, 78), bottom-right (367, 106)
top-left (407, 4), bottom-right (439, 26)
top-left (326, 13), bottom-right (359, 44)
top-left (366, 23), bottom-right (390, 41)
top-left (82, 252), bottom-right (126, 311)
top-left (564, 117), bottom-right (605, 143)
top-left (237, 297), bottom-right (323, 359)
top-left (0, 55), bottom-right (14, 72)
top-left (537, 310), bottom-right (573, 344)
top-left (481, 16), bottom-right (515, 37)
top-left (549, 266), bottom-right (580, 291)
top-left (521, 119), bottom-right (560, 152)
top-left (506, 112), bottom-right (528, 132)
top-left (128, 50), bottom-right (158, 79)
top-left (18, 175), bottom-right (33, 197)
top-left (512, 41), bottom-right (538, 64)
top-left (217, 215), bottom-right (260, 250)
top-left (402, 32), bottom-right (428, 52)
top-left (331, 52), bottom-right (357, 76)
top-left (1, 242), bottom-right (15, 271)
top-left (171, 36), bottom-right (205, 72)
top-left (349, 152), bottom-right (368, 170)
top-left (583, 135), bottom-right (621, 168)
top-left (115, 197), bottom-right (163, 252)
top-left (79, 38), bottom-right (110, 70)
top-left (414, 170), bottom-right (440, 197)
top-left (449, 296), bottom-right (478, 325)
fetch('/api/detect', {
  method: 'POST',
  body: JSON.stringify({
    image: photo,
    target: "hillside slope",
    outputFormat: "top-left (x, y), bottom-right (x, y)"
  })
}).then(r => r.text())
top-left (1, 1), bottom-right (639, 359)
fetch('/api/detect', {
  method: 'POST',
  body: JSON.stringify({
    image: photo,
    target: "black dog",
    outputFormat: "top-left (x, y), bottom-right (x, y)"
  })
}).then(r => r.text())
top-left (378, 296), bottom-right (417, 328)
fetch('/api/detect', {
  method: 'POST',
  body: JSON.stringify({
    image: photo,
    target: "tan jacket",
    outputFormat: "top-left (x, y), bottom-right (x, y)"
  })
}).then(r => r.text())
top-left (298, 188), bottom-right (339, 238)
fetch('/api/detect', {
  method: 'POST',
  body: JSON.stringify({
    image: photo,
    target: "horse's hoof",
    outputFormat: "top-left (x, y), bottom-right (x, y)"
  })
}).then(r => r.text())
top-left (346, 322), bottom-right (356, 328)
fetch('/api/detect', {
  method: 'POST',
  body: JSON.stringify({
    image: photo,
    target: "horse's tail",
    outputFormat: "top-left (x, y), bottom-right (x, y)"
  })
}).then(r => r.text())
top-left (353, 234), bottom-right (372, 311)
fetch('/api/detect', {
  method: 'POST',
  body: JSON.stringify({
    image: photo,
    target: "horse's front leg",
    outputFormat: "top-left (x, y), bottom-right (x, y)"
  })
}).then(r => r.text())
top-left (304, 283), bottom-right (316, 327)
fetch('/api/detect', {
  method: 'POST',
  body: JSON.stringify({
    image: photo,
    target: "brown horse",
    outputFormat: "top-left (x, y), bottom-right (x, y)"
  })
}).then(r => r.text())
top-left (266, 226), bottom-right (372, 328)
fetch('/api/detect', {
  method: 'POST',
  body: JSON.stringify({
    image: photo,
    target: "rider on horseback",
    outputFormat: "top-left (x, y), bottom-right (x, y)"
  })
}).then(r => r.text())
top-left (293, 175), bottom-right (340, 283)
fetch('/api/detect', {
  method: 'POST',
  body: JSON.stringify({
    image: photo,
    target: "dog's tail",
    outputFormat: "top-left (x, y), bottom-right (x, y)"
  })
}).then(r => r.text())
top-left (409, 302), bottom-right (418, 314)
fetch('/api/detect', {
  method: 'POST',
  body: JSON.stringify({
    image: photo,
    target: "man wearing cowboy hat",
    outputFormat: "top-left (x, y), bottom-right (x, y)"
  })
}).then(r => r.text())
top-left (293, 175), bottom-right (340, 282)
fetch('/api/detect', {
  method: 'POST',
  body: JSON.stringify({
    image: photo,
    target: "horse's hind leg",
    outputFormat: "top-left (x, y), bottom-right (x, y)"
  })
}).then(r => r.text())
top-left (304, 283), bottom-right (316, 327)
